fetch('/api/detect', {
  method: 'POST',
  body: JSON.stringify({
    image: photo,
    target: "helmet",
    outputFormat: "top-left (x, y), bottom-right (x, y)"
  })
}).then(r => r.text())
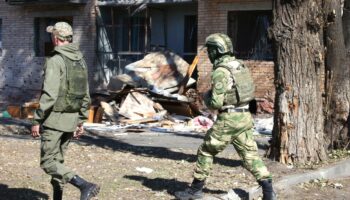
top-left (205, 33), bottom-right (233, 55)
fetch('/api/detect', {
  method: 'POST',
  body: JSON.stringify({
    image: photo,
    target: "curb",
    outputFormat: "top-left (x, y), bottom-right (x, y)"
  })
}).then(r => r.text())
top-left (248, 158), bottom-right (350, 200)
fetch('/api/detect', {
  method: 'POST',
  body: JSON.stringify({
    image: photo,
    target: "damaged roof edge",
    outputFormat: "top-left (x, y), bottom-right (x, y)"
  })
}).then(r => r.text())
top-left (97, 0), bottom-right (197, 6)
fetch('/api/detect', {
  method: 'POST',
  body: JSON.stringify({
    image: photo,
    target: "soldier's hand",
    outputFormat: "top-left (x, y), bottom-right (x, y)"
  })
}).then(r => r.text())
top-left (73, 124), bottom-right (84, 139)
top-left (31, 125), bottom-right (41, 138)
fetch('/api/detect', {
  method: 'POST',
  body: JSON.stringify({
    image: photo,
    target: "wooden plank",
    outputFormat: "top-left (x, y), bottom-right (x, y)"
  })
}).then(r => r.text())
top-left (120, 117), bottom-right (158, 125)
top-left (88, 106), bottom-right (97, 123)
top-left (178, 55), bottom-right (199, 94)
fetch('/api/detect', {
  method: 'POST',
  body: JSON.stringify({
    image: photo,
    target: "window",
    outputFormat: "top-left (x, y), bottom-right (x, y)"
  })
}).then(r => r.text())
top-left (228, 11), bottom-right (273, 61)
top-left (184, 15), bottom-right (197, 54)
top-left (34, 17), bottom-right (73, 57)
top-left (0, 19), bottom-right (2, 56)
top-left (97, 6), bottom-right (149, 75)
top-left (98, 6), bottom-right (149, 54)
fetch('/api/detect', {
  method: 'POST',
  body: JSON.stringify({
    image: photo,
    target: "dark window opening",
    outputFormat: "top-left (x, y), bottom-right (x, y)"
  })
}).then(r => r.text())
top-left (0, 19), bottom-right (2, 56)
top-left (228, 11), bottom-right (273, 61)
top-left (184, 15), bottom-right (197, 54)
top-left (34, 17), bottom-right (73, 57)
top-left (183, 15), bottom-right (198, 81)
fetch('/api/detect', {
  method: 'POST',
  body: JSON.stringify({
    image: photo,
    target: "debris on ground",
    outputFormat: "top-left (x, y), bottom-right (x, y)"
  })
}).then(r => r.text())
top-left (256, 97), bottom-right (274, 114)
top-left (136, 167), bottom-right (154, 174)
top-left (298, 178), bottom-right (345, 190)
top-left (254, 117), bottom-right (273, 135)
top-left (107, 51), bottom-right (194, 92)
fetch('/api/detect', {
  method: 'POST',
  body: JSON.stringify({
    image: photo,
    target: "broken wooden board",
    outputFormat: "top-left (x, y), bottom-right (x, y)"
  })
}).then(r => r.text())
top-left (157, 101), bottom-right (196, 117)
top-left (118, 92), bottom-right (156, 120)
top-left (21, 102), bottom-right (40, 119)
top-left (93, 107), bottom-right (104, 123)
top-left (120, 117), bottom-right (158, 125)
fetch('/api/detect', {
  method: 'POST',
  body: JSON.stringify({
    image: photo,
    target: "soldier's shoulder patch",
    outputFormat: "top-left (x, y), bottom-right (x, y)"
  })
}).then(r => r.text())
top-left (214, 81), bottom-right (225, 94)
top-left (215, 82), bottom-right (223, 90)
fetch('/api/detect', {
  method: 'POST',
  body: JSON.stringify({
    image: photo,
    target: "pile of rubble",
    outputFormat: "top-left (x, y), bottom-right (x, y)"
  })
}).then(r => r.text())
top-left (87, 51), bottom-right (213, 134)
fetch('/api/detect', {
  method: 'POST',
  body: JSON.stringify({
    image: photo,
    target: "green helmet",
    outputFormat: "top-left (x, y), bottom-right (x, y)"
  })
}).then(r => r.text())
top-left (205, 33), bottom-right (233, 55)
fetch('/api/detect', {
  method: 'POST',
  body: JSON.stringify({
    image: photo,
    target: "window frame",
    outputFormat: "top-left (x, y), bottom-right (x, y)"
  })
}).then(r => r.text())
top-left (227, 10), bottom-right (273, 61)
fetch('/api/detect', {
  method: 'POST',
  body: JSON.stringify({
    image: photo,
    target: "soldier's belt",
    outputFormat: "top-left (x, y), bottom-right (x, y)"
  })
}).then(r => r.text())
top-left (219, 107), bottom-right (249, 113)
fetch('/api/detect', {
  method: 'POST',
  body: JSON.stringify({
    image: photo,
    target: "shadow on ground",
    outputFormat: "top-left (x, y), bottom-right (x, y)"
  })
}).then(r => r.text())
top-left (232, 188), bottom-right (249, 199)
top-left (124, 175), bottom-right (226, 196)
top-left (0, 184), bottom-right (49, 200)
top-left (0, 118), bottom-right (244, 168)
top-left (80, 133), bottom-right (243, 168)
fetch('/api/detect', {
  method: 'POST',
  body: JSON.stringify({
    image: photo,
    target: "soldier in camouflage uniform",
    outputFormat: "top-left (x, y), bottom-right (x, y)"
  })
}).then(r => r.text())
top-left (31, 22), bottom-right (100, 200)
top-left (175, 33), bottom-right (276, 200)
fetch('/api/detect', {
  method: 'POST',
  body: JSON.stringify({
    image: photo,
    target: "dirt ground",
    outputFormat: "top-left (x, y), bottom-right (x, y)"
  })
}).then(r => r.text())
top-left (0, 119), bottom-right (349, 200)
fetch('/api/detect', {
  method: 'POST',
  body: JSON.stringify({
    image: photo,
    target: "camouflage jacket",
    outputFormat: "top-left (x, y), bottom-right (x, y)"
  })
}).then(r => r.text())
top-left (204, 55), bottom-right (236, 110)
top-left (33, 43), bottom-right (90, 132)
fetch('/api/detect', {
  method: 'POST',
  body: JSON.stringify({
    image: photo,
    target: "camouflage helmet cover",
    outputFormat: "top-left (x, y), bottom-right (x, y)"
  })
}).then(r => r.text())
top-left (205, 33), bottom-right (233, 54)
top-left (46, 22), bottom-right (73, 41)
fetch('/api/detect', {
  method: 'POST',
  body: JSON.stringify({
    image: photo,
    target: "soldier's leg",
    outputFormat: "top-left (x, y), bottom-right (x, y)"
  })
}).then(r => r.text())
top-left (232, 128), bottom-right (271, 180)
top-left (232, 129), bottom-right (276, 200)
top-left (57, 132), bottom-right (73, 166)
top-left (175, 119), bottom-right (231, 200)
top-left (194, 122), bottom-right (232, 181)
top-left (49, 131), bottom-right (74, 199)
top-left (40, 128), bottom-right (76, 185)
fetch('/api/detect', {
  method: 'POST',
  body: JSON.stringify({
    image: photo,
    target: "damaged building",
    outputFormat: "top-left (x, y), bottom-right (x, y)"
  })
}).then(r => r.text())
top-left (0, 0), bottom-right (274, 114)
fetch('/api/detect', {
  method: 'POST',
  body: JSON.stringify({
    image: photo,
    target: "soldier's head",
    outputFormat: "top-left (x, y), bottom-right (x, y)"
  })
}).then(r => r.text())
top-left (47, 22), bottom-right (73, 46)
top-left (205, 33), bottom-right (233, 63)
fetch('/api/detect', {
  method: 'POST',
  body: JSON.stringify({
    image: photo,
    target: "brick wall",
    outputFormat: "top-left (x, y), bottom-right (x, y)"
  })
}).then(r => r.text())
top-left (0, 0), bottom-right (97, 109)
top-left (197, 0), bottom-right (275, 100)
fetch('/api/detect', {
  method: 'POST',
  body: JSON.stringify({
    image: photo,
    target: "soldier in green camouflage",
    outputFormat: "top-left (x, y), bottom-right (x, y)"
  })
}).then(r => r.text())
top-left (31, 22), bottom-right (100, 200)
top-left (175, 33), bottom-right (276, 200)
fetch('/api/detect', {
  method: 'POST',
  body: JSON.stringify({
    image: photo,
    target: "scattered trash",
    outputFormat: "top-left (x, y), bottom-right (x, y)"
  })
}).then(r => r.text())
top-left (254, 117), bottom-right (273, 135)
top-left (0, 111), bottom-right (11, 118)
top-left (330, 182), bottom-right (343, 189)
top-left (136, 167), bottom-right (153, 174)
top-left (257, 98), bottom-right (274, 114)
top-left (190, 116), bottom-right (214, 130)
top-left (220, 189), bottom-right (242, 200)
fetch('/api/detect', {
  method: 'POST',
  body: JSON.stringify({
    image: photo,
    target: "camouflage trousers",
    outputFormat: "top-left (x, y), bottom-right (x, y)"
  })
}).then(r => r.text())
top-left (193, 112), bottom-right (271, 181)
top-left (40, 128), bottom-right (76, 189)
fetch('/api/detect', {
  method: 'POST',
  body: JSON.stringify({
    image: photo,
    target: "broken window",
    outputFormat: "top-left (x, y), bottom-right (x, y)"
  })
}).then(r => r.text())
top-left (97, 6), bottom-right (150, 76)
top-left (228, 11), bottom-right (273, 61)
top-left (98, 6), bottom-right (149, 54)
top-left (34, 17), bottom-right (73, 57)
top-left (0, 19), bottom-right (2, 56)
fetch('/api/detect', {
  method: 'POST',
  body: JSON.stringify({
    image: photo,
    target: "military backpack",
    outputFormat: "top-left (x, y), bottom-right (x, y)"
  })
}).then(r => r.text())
top-left (53, 54), bottom-right (88, 113)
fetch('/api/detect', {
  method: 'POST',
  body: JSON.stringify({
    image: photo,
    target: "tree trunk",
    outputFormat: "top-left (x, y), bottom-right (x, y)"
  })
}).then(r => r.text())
top-left (324, 0), bottom-right (350, 149)
top-left (269, 0), bottom-right (327, 164)
top-left (345, 0), bottom-right (350, 143)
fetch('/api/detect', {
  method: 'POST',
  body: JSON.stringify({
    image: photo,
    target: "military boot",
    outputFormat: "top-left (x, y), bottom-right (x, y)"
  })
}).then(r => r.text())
top-left (51, 180), bottom-right (63, 200)
top-left (258, 179), bottom-right (277, 200)
top-left (174, 179), bottom-right (205, 200)
top-left (69, 175), bottom-right (100, 200)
